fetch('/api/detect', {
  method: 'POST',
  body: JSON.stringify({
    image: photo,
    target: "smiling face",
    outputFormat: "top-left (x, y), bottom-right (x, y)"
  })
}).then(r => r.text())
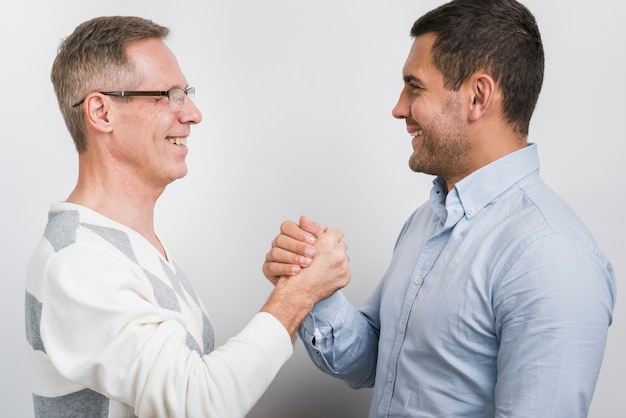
top-left (106, 38), bottom-right (202, 190)
top-left (392, 33), bottom-right (473, 188)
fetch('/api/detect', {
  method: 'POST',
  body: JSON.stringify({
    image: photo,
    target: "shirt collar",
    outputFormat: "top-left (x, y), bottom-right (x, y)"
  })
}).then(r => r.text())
top-left (430, 143), bottom-right (540, 226)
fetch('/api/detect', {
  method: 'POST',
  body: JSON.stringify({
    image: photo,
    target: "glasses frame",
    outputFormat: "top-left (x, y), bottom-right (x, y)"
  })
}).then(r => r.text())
top-left (72, 87), bottom-right (195, 109)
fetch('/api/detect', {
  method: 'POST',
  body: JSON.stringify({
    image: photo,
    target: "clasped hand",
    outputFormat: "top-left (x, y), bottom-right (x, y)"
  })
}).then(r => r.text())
top-left (263, 215), bottom-right (350, 302)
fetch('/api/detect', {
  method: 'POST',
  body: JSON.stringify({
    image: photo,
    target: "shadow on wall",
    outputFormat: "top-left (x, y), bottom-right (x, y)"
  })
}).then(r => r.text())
top-left (250, 347), bottom-right (374, 418)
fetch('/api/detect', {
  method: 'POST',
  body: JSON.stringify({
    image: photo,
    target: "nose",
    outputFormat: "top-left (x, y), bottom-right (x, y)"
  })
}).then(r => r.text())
top-left (179, 96), bottom-right (203, 125)
top-left (392, 90), bottom-right (410, 120)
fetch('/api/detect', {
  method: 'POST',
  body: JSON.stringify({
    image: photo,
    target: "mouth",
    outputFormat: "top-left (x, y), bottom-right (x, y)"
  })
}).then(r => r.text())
top-left (167, 137), bottom-right (187, 146)
top-left (410, 129), bottom-right (424, 138)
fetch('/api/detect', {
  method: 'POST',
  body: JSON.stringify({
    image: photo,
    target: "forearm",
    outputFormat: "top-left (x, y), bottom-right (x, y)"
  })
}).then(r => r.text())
top-left (261, 278), bottom-right (316, 341)
top-left (299, 292), bottom-right (379, 389)
top-left (177, 313), bottom-right (293, 418)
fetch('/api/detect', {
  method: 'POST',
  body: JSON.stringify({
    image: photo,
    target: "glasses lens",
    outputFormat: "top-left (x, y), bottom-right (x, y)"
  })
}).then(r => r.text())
top-left (168, 88), bottom-right (185, 110)
top-left (168, 87), bottom-right (195, 110)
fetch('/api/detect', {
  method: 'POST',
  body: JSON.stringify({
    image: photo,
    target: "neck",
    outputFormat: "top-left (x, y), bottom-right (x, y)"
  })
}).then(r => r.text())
top-left (444, 127), bottom-right (527, 192)
top-left (68, 157), bottom-right (167, 258)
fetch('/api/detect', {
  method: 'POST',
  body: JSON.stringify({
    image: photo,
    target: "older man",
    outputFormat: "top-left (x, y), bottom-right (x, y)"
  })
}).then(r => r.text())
top-left (25, 16), bottom-right (349, 418)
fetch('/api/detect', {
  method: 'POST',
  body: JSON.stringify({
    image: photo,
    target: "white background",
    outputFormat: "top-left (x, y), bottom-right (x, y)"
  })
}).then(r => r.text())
top-left (1, 1), bottom-right (623, 417)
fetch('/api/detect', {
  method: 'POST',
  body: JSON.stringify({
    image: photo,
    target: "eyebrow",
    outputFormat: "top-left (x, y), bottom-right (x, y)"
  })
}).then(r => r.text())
top-left (403, 75), bottom-right (423, 85)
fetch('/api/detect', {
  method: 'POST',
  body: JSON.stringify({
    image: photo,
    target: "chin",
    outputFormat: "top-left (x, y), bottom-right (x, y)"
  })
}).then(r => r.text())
top-left (168, 166), bottom-right (189, 182)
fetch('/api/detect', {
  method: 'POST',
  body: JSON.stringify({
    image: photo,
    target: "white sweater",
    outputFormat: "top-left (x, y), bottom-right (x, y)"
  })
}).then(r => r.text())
top-left (25, 202), bottom-right (293, 418)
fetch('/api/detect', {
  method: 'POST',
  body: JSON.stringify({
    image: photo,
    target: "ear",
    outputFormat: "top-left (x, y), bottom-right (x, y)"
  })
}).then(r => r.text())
top-left (468, 73), bottom-right (496, 123)
top-left (84, 93), bottom-right (114, 134)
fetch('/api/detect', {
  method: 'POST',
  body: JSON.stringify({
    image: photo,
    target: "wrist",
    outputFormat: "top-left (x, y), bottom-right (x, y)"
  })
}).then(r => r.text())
top-left (261, 279), bottom-right (315, 341)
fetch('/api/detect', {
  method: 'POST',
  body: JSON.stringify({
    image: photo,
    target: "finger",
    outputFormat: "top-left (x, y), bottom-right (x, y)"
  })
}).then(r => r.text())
top-left (299, 215), bottom-right (326, 238)
top-left (262, 260), bottom-right (301, 278)
top-left (320, 227), bottom-right (345, 244)
top-left (280, 220), bottom-right (316, 245)
top-left (265, 246), bottom-right (313, 267)
top-left (273, 233), bottom-right (317, 258)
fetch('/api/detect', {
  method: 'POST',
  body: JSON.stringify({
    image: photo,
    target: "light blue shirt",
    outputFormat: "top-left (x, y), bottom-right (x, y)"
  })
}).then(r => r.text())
top-left (300, 144), bottom-right (616, 418)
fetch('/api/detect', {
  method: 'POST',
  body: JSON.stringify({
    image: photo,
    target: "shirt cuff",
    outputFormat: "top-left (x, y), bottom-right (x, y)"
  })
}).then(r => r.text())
top-left (300, 291), bottom-right (346, 339)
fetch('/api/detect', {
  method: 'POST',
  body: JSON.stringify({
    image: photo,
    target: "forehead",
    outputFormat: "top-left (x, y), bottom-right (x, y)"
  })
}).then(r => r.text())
top-left (126, 38), bottom-right (187, 87)
top-left (403, 33), bottom-right (442, 83)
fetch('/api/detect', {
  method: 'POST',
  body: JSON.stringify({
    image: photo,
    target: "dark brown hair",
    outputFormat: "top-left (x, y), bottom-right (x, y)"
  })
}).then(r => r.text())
top-left (411, 0), bottom-right (544, 135)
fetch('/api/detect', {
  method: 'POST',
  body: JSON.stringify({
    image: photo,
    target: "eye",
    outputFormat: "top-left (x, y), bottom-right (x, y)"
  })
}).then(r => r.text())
top-left (402, 76), bottom-right (424, 97)
top-left (409, 83), bottom-right (423, 94)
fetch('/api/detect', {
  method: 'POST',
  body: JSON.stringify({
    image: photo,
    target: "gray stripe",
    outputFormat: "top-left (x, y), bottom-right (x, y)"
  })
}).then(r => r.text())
top-left (186, 331), bottom-right (202, 356)
top-left (33, 388), bottom-right (109, 418)
top-left (160, 259), bottom-right (188, 305)
top-left (202, 312), bottom-right (215, 354)
top-left (173, 261), bottom-right (201, 306)
top-left (161, 259), bottom-right (200, 306)
top-left (44, 211), bottom-right (79, 252)
top-left (143, 268), bottom-right (181, 312)
top-left (25, 291), bottom-right (45, 353)
top-left (82, 224), bottom-right (138, 264)
top-left (160, 261), bottom-right (213, 354)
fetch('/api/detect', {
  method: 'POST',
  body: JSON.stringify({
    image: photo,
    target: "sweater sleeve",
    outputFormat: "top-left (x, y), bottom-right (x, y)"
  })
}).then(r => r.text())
top-left (40, 243), bottom-right (293, 418)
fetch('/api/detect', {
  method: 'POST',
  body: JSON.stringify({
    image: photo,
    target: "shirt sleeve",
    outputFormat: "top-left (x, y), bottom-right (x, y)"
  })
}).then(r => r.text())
top-left (41, 244), bottom-right (293, 418)
top-left (298, 290), bottom-right (380, 389)
top-left (492, 233), bottom-right (616, 417)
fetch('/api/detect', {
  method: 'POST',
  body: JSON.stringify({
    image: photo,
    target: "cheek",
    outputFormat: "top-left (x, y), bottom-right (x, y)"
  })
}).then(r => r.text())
top-left (409, 103), bottom-right (421, 122)
top-left (410, 104), bottom-right (434, 130)
top-left (409, 98), bottom-right (436, 122)
top-left (146, 114), bottom-right (177, 138)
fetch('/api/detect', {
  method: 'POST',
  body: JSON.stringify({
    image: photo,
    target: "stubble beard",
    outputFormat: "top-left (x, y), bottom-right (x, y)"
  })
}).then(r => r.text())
top-left (408, 132), bottom-right (471, 178)
top-left (408, 97), bottom-right (471, 180)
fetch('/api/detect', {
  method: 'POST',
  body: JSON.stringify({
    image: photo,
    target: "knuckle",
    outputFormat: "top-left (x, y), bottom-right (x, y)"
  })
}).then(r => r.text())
top-left (274, 234), bottom-right (285, 246)
top-left (272, 264), bottom-right (283, 275)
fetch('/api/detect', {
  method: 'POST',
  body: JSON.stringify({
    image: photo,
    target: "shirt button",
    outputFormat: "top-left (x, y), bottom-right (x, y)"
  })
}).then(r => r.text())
top-left (467, 207), bottom-right (475, 215)
top-left (387, 373), bottom-right (394, 382)
top-left (398, 323), bottom-right (405, 334)
top-left (414, 275), bottom-right (423, 285)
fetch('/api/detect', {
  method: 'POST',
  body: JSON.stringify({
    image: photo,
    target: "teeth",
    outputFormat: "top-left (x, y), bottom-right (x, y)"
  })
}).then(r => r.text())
top-left (167, 137), bottom-right (187, 146)
top-left (410, 130), bottom-right (423, 137)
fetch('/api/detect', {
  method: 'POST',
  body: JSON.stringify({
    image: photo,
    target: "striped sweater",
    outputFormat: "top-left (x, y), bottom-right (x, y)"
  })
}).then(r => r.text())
top-left (25, 201), bottom-right (292, 417)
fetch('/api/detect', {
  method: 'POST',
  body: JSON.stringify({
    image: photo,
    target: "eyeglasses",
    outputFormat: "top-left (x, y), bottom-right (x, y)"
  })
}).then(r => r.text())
top-left (72, 87), bottom-right (195, 110)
